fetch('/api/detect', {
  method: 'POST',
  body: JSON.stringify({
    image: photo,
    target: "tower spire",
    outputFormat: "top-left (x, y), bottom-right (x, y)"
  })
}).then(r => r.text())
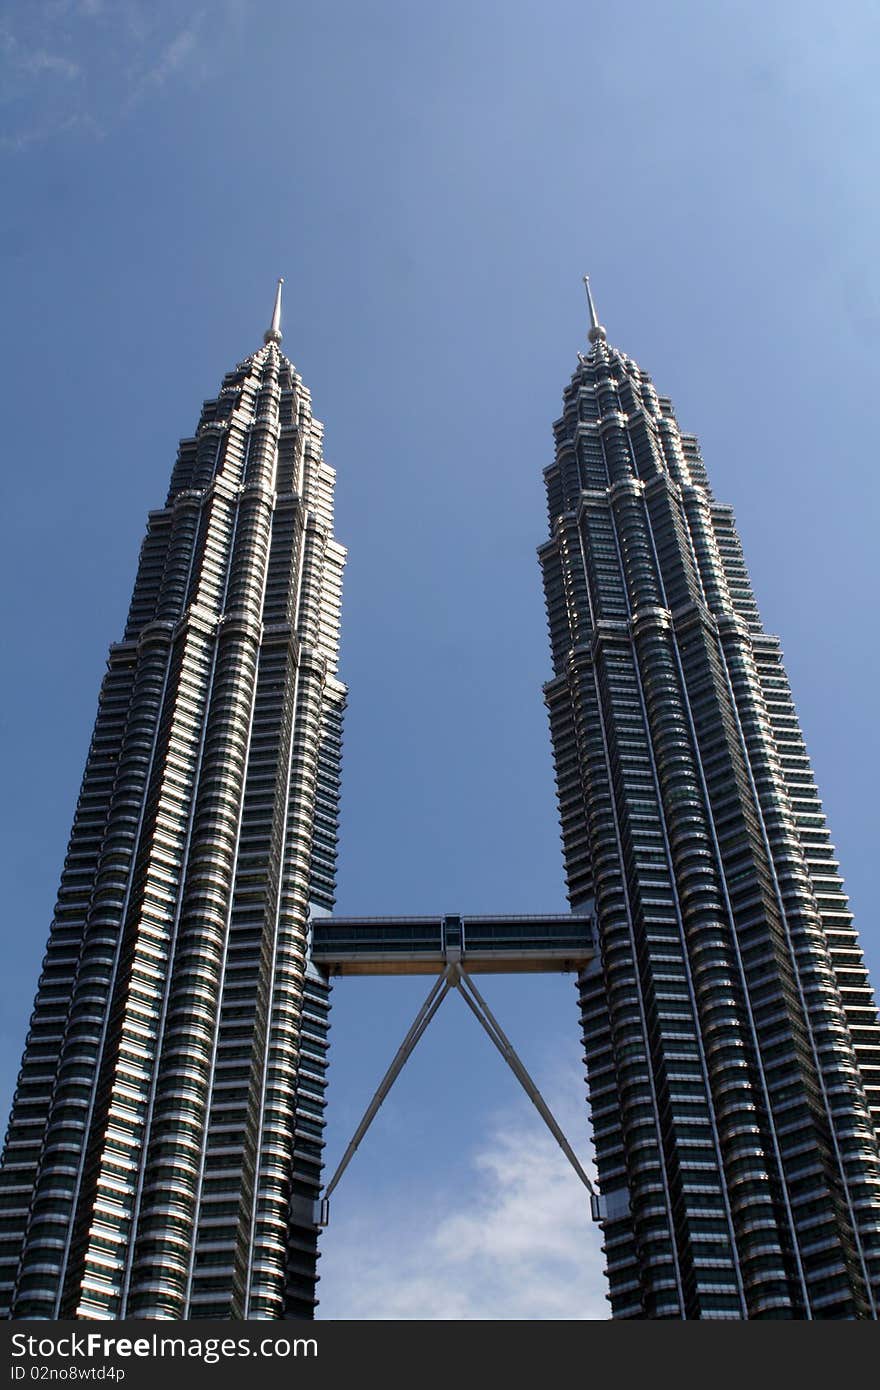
top-left (583, 274), bottom-right (606, 344)
top-left (264, 277), bottom-right (284, 344)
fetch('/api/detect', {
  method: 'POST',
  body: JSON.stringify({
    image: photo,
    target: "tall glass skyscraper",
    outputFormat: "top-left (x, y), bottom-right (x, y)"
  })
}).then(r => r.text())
top-left (540, 281), bottom-right (880, 1318)
top-left (0, 285), bottom-right (345, 1320)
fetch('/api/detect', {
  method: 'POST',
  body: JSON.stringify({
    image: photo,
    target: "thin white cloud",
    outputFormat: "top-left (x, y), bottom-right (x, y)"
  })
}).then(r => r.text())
top-left (317, 1093), bottom-right (609, 1320)
top-left (19, 49), bottom-right (81, 79)
top-left (0, 2), bottom-right (238, 152)
top-left (0, 26), bottom-right (81, 81)
top-left (139, 14), bottom-right (205, 91)
top-left (0, 109), bottom-right (102, 155)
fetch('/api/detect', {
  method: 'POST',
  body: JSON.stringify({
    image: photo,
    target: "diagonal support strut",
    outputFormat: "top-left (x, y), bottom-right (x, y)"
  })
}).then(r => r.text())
top-left (453, 966), bottom-right (595, 1197)
top-left (321, 967), bottom-right (454, 1212)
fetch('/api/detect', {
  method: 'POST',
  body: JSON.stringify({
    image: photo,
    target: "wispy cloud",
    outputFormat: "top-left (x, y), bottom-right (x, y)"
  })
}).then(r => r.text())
top-left (151, 22), bottom-right (201, 83)
top-left (317, 1091), bottom-right (609, 1320)
top-left (18, 48), bottom-right (80, 79)
top-left (0, 2), bottom-right (238, 154)
top-left (0, 109), bottom-right (102, 156)
top-left (0, 25), bottom-right (81, 82)
top-left (125, 10), bottom-right (206, 103)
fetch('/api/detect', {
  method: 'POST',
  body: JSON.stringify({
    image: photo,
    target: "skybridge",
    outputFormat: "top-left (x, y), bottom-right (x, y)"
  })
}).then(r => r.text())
top-left (309, 911), bottom-right (605, 1225)
top-left (310, 911), bottom-right (595, 976)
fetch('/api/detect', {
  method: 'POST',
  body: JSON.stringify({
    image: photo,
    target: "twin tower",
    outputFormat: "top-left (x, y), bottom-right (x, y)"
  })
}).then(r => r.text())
top-left (2, 282), bottom-right (879, 1320)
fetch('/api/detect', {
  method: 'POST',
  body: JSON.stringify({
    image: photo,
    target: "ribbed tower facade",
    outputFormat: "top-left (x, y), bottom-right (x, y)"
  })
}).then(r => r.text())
top-left (540, 285), bottom-right (880, 1318)
top-left (0, 285), bottom-right (345, 1320)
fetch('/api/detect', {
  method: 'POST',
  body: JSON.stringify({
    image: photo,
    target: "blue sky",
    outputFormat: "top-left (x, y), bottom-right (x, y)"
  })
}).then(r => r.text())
top-left (1, 0), bottom-right (879, 1319)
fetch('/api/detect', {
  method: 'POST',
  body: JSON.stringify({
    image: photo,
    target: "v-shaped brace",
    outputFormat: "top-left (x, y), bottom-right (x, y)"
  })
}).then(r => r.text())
top-left (318, 962), bottom-right (595, 1226)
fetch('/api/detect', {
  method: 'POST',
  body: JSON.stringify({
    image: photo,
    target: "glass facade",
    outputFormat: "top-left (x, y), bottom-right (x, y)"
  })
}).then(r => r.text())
top-left (0, 309), bottom-right (344, 1320)
top-left (540, 309), bottom-right (880, 1318)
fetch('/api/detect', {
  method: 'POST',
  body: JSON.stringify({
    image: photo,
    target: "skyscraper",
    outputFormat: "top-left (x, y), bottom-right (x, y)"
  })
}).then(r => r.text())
top-left (0, 284), bottom-right (345, 1320)
top-left (539, 281), bottom-right (880, 1318)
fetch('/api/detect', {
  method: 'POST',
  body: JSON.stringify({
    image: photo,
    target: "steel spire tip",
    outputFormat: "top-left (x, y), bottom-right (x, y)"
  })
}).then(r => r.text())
top-left (264, 277), bottom-right (284, 344)
top-left (583, 273), bottom-right (606, 344)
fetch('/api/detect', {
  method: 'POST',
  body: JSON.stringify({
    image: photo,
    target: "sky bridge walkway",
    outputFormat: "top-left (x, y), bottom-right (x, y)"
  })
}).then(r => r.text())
top-left (310, 912), bottom-right (595, 976)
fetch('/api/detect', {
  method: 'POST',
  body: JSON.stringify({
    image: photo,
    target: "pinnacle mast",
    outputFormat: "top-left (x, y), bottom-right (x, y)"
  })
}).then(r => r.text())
top-left (583, 273), bottom-right (606, 344)
top-left (264, 276), bottom-right (284, 344)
